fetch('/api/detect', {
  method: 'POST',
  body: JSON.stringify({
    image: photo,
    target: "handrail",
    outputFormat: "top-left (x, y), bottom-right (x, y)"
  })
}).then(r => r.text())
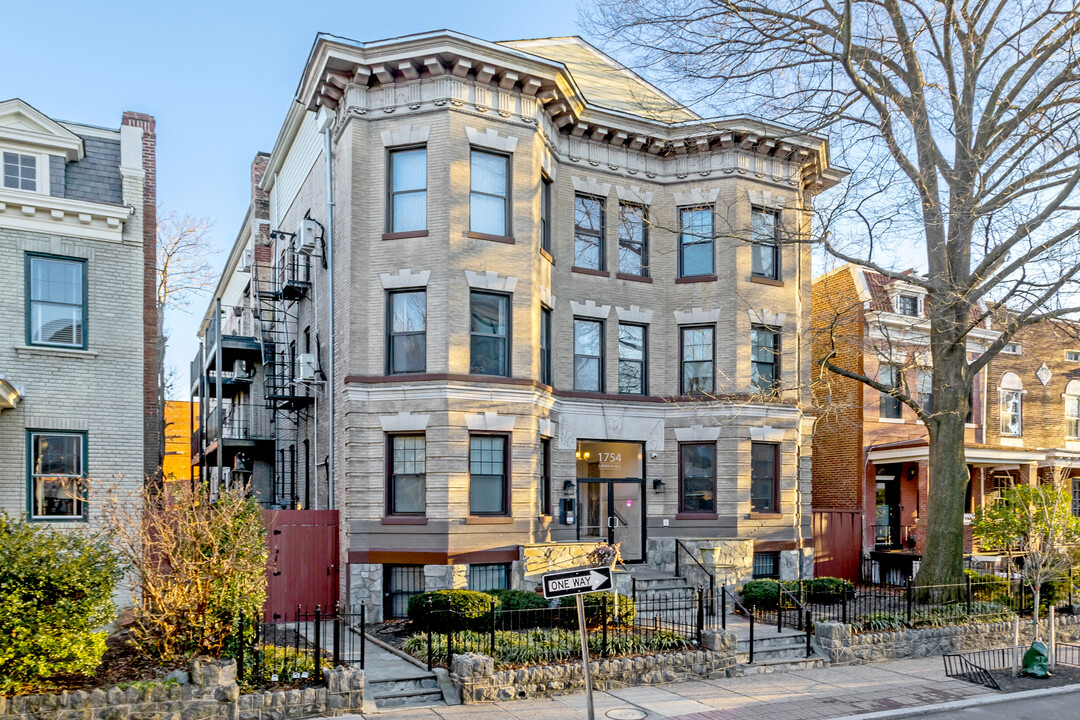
top-left (674, 540), bottom-right (716, 615)
top-left (777, 581), bottom-right (806, 631)
top-left (725, 586), bottom-right (755, 663)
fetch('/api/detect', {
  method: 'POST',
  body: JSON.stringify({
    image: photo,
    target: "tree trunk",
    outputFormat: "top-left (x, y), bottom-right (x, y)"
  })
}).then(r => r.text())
top-left (1033, 586), bottom-right (1041, 639)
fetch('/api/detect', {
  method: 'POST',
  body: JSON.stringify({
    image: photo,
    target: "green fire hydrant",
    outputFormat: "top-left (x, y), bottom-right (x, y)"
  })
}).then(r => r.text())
top-left (1022, 640), bottom-right (1050, 677)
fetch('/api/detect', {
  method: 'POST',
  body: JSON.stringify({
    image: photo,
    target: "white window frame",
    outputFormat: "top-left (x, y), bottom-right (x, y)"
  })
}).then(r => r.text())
top-left (0, 145), bottom-right (48, 195)
top-left (1001, 342), bottom-right (1022, 355)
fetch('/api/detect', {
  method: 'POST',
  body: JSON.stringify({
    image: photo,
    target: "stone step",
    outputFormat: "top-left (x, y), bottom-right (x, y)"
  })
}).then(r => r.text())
top-left (736, 633), bottom-right (808, 651)
top-left (738, 645), bottom-right (815, 661)
top-left (730, 657), bottom-right (825, 676)
top-left (370, 687), bottom-right (446, 709)
top-left (369, 675), bottom-right (440, 694)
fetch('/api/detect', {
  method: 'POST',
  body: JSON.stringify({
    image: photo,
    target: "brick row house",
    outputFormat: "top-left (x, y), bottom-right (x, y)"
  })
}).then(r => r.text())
top-left (811, 263), bottom-right (1080, 582)
top-left (0, 98), bottom-right (159, 527)
top-left (198, 30), bottom-right (845, 619)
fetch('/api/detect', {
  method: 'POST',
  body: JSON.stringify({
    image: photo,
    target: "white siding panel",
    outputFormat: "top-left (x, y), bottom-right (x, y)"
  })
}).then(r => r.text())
top-left (271, 111), bottom-right (322, 230)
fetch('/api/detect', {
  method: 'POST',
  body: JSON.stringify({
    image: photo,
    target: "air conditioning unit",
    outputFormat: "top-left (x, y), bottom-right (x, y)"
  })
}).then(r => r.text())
top-left (232, 305), bottom-right (244, 316)
top-left (295, 218), bottom-right (319, 255)
top-left (238, 249), bottom-right (252, 272)
top-left (296, 353), bottom-right (318, 383)
top-left (232, 359), bottom-right (250, 378)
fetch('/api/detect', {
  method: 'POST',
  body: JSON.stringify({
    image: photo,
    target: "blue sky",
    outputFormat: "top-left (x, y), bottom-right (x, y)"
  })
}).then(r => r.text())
top-left (3, 0), bottom-right (581, 396)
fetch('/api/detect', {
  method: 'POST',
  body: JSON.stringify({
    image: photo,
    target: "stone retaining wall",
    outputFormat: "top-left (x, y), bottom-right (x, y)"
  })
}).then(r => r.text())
top-left (0, 659), bottom-right (368, 720)
top-left (815, 614), bottom-right (1080, 664)
top-left (451, 630), bottom-right (737, 703)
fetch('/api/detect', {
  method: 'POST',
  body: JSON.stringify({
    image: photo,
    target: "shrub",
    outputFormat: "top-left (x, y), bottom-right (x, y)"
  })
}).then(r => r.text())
top-left (739, 577), bottom-right (854, 608)
top-left (805, 577), bottom-right (855, 604)
top-left (0, 514), bottom-right (122, 694)
top-left (489, 589), bottom-right (549, 611)
top-left (558, 592), bottom-right (635, 627)
top-left (408, 589), bottom-right (500, 630)
top-left (738, 579), bottom-right (783, 608)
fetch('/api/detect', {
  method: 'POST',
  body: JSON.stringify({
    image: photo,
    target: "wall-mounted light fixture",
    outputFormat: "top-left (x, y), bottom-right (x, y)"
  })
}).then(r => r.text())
top-left (563, 480), bottom-right (575, 492)
top-left (652, 479), bottom-right (666, 493)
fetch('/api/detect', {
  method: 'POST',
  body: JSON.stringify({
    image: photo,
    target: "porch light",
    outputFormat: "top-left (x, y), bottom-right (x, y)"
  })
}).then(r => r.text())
top-left (563, 480), bottom-right (575, 492)
top-left (653, 479), bottom-right (666, 493)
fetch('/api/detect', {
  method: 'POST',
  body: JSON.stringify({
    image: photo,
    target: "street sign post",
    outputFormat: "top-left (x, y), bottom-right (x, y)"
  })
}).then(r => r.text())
top-left (542, 566), bottom-right (614, 720)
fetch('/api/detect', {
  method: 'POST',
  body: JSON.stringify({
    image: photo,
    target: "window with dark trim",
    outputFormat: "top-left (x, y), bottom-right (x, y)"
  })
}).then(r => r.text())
top-left (540, 175), bottom-right (552, 254)
top-left (679, 443), bottom-right (716, 513)
top-left (27, 254), bottom-right (86, 349)
top-left (897, 294), bottom-right (919, 317)
top-left (387, 289), bottom-right (426, 374)
top-left (384, 565), bottom-right (424, 619)
top-left (470, 291), bottom-right (510, 376)
top-left (540, 306), bottom-right (552, 386)
top-left (680, 326), bottom-right (714, 394)
top-left (539, 437), bottom-right (552, 516)
top-left (574, 318), bottom-right (604, 392)
top-left (750, 325), bottom-right (780, 393)
top-left (917, 369), bottom-right (933, 415)
top-left (618, 203), bottom-right (648, 277)
top-left (470, 149), bottom-right (510, 236)
top-left (387, 147), bottom-right (427, 233)
top-left (618, 323), bottom-right (646, 395)
top-left (29, 431), bottom-right (86, 519)
top-left (574, 194), bottom-right (605, 270)
top-left (750, 207), bottom-right (779, 280)
top-left (752, 552), bottom-right (780, 579)
top-left (469, 434), bottom-right (509, 515)
top-left (880, 365), bottom-right (903, 419)
top-left (469, 563), bottom-right (511, 592)
top-left (388, 434), bottom-right (425, 515)
top-left (750, 442), bottom-right (779, 513)
top-left (678, 206), bottom-right (713, 277)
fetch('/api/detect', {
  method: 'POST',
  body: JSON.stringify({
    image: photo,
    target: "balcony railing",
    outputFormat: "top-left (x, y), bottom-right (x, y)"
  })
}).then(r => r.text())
top-left (205, 402), bottom-right (272, 444)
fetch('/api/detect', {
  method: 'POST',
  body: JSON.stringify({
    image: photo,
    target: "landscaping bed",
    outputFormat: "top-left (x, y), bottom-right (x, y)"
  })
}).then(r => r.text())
top-left (990, 665), bottom-right (1080, 692)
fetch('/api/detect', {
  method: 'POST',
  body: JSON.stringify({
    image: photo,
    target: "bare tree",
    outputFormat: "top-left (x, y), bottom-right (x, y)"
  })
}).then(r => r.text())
top-left (586, 0), bottom-right (1080, 585)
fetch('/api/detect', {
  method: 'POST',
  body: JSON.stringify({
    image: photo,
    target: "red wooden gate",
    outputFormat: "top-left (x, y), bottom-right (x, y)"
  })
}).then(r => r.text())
top-left (813, 510), bottom-right (862, 582)
top-left (263, 510), bottom-right (339, 621)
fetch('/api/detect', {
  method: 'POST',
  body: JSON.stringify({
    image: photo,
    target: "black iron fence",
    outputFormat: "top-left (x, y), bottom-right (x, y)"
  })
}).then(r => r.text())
top-left (227, 603), bottom-right (366, 688)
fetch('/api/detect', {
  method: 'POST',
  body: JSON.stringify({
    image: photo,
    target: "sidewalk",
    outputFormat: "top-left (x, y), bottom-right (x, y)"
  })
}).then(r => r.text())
top-left (339, 657), bottom-right (995, 720)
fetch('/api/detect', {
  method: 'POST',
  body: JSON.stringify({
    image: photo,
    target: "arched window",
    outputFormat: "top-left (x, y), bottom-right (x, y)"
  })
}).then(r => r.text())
top-left (1065, 380), bottom-right (1080, 440)
top-left (1000, 372), bottom-right (1023, 437)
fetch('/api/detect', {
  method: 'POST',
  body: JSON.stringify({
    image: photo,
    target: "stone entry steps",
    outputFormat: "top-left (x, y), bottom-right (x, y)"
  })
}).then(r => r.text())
top-left (730, 656), bottom-right (825, 676)
top-left (368, 672), bottom-right (445, 709)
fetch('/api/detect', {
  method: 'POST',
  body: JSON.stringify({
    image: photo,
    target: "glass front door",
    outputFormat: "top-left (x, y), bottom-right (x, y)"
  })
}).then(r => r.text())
top-left (576, 441), bottom-right (645, 562)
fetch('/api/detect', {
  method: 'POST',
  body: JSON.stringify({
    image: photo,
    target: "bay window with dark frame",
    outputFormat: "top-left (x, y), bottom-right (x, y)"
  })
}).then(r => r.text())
top-left (618, 203), bottom-right (648, 277)
top-left (387, 434), bottom-right (426, 516)
top-left (618, 323), bottom-right (646, 395)
top-left (29, 430), bottom-right (86, 520)
top-left (539, 437), bottom-right (552, 516)
top-left (574, 194), bottom-right (605, 270)
top-left (680, 325), bottom-right (715, 395)
top-left (27, 254), bottom-right (87, 349)
top-left (678, 206), bottom-right (714, 278)
top-left (386, 146), bottom-right (427, 233)
top-left (470, 290), bottom-right (510, 376)
top-left (470, 149), bottom-right (511, 237)
top-left (750, 442), bottom-right (779, 513)
top-left (750, 325), bottom-right (781, 393)
top-left (750, 207), bottom-right (780, 280)
top-left (540, 174), bottom-right (553, 255)
top-left (679, 442), bottom-right (716, 514)
top-left (469, 434), bottom-right (509, 516)
top-left (540, 306), bottom-right (552, 386)
top-left (573, 318), bottom-right (604, 392)
top-left (386, 289), bottom-right (426, 374)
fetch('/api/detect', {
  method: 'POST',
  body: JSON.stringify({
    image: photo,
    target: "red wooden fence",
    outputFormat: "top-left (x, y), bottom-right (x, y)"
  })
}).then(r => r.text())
top-left (813, 510), bottom-right (862, 582)
top-left (263, 509), bottom-right (339, 621)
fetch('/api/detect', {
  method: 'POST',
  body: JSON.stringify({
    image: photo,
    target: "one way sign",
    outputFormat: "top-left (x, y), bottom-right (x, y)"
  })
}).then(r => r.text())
top-left (541, 566), bottom-right (613, 599)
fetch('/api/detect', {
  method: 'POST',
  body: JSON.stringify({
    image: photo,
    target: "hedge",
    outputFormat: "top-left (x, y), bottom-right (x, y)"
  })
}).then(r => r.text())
top-left (738, 577), bottom-right (854, 608)
top-left (558, 592), bottom-right (635, 627)
top-left (408, 589), bottom-right (500, 630)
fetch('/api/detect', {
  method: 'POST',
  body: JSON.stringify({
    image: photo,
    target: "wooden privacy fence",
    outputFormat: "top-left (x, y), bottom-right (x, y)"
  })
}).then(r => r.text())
top-left (813, 510), bottom-right (862, 582)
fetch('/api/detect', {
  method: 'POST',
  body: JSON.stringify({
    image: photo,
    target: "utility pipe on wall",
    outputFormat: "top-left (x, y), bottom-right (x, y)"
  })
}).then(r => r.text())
top-left (317, 107), bottom-right (336, 510)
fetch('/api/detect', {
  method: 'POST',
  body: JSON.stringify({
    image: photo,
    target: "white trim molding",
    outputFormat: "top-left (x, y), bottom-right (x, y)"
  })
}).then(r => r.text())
top-left (380, 268), bottom-right (431, 289)
top-left (466, 126), bottom-right (518, 153)
top-left (465, 270), bottom-right (517, 292)
top-left (747, 308), bottom-right (787, 327)
top-left (381, 124), bottom-right (431, 147)
top-left (569, 300), bottom-right (611, 319)
top-left (379, 411), bottom-right (431, 432)
top-left (0, 189), bottom-right (128, 243)
top-left (538, 417), bottom-right (555, 438)
top-left (674, 425), bottom-right (721, 442)
top-left (539, 285), bottom-right (556, 308)
top-left (615, 184), bottom-right (654, 205)
top-left (674, 307), bottom-right (721, 324)
top-left (748, 189), bottom-right (789, 210)
top-left (750, 426), bottom-right (787, 443)
top-left (465, 411), bottom-right (517, 432)
top-left (615, 305), bottom-right (653, 324)
top-left (540, 150), bottom-right (557, 179)
top-left (571, 175), bottom-right (611, 198)
top-left (672, 187), bottom-right (719, 206)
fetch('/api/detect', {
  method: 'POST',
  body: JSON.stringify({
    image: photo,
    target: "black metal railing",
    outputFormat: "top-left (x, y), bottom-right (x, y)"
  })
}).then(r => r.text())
top-left (871, 524), bottom-right (917, 549)
top-left (674, 540), bottom-right (717, 615)
top-left (205, 402), bottom-right (272, 443)
top-left (942, 648), bottom-right (1007, 690)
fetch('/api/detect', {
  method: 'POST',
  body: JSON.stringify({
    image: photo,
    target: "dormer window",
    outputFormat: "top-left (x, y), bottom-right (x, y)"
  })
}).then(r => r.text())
top-left (1002, 342), bottom-right (1022, 355)
top-left (897, 294), bottom-right (919, 316)
top-left (3, 152), bottom-right (37, 192)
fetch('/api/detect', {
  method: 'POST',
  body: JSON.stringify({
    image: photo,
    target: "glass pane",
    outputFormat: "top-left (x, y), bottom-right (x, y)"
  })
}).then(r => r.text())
top-left (681, 207), bottom-right (711, 237)
top-left (575, 234), bottom-right (602, 269)
top-left (392, 191), bottom-right (426, 233)
top-left (612, 482), bottom-right (644, 562)
top-left (470, 336), bottom-right (507, 375)
top-left (752, 208), bottom-right (775, 243)
top-left (34, 434), bottom-right (82, 475)
top-left (751, 443), bottom-right (777, 512)
top-left (470, 474), bottom-right (504, 514)
top-left (470, 193), bottom-right (506, 235)
top-left (752, 243), bottom-right (777, 278)
top-left (31, 258), bottom-right (83, 303)
top-left (34, 476), bottom-right (81, 517)
top-left (619, 240), bottom-right (644, 275)
top-left (392, 148), bottom-right (426, 192)
top-left (392, 473), bottom-right (425, 514)
top-left (752, 363), bottom-right (776, 391)
top-left (681, 240), bottom-right (713, 276)
top-left (574, 320), bottom-right (601, 356)
top-left (681, 444), bottom-right (715, 512)
top-left (471, 293), bottom-right (507, 335)
top-left (574, 356), bottom-right (600, 392)
top-left (618, 325), bottom-right (643, 360)
top-left (619, 204), bottom-right (645, 242)
top-left (392, 436), bottom-right (426, 473)
top-left (750, 328), bottom-right (776, 362)
top-left (471, 151), bottom-right (507, 195)
top-left (683, 361), bottom-right (714, 393)
top-left (33, 304), bottom-right (81, 346)
top-left (682, 327), bottom-right (713, 361)
top-left (575, 196), bottom-right (603, 232)
top-left (390, 334), bottom-right (426, 373)
top-left (391, 291), bottom-right (426, 333)
top-left (618, 360), bottom-right (643, 394)
top-left (576, 441), bottom-right (643, 478)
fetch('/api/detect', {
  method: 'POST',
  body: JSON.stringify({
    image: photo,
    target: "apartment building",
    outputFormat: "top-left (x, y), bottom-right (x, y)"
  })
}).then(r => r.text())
top-left (0, 98), bottom-right (158, 524)
top-left (203, 31), bottom-right (844, 619)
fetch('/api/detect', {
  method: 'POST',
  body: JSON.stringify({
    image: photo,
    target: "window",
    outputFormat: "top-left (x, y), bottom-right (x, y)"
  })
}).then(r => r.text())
top-left (678, 207), bottom-right (713, 277)
top-left (387, 290), bottom-right (426, 374)
top-left (750, 325), bottom-right (780, 393)
top-left (750, 207), bottom-right (779, 280)
top-left (917, 369), bottom-right (933, 415)
top-left (618, 203), bottom-right (648, 277)
top-left (1002, 342), bottom-right (1022, 355)
top-left (469, 563), bottom-right (511, 592)
top-left (470, 149), bottom-right (510, 236)
top-left (679, 443), bottom-right (716, 513)
top-left (897, 295), bottom-right (919, 317)
top-left (469, 435), bottom-right (508, 515)
top-left (539, 438), bottom-right (551, 516)
top-left (384, 565), bottom-right (424, 619)
top-left (751, 442), bottom-right (779, 513)
top-left (27, 255), bottom-right (86, 348)
top-left (753, 552), bottom-right (780, 579)
top-left (470, 291), bottom-right (510, 376)
top-left (540, 175), bottom-right (552, 254)
top-left (879, 365), bottom-right (903, 419)
top-left (540, 306), bottom-right (552, 386)
top-left (388, 435), bottom-right (425, 515)
top-left (574, 318), bottom-right (604, 392)
top-left (680, 326), bottom-right (714, 394)
top-left (30, 432), bottom-right (85, 519)
top-left (618, 324), bottom-right (646, 395)
top-left (387, 147), bottom-right (426, 233)
top-left (1067, 381), bottom-right (1080, 440)
top-left (574, 194), bottom-right (605, 270)
top-left (1000, 372), bottom-right (1023, 436)
top-left (1073, 478), bottom-right (1080, 518)
top-left (3, 152), bottom-right (36, 192)
top-left (1067, 351), bottom-right (1080, 362)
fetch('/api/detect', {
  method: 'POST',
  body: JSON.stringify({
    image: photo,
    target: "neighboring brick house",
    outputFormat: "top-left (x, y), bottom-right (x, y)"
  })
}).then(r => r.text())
top-left (0, 98), bottom-right (158, 525)
top-left (202, 31), bottom-right (845, 619)
top-left (163, 399), bottom-right (197, 482)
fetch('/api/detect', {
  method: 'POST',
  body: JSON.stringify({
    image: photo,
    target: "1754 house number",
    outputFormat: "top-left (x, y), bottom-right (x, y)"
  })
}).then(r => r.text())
top-left (597, 452), bottom-right (621, 467)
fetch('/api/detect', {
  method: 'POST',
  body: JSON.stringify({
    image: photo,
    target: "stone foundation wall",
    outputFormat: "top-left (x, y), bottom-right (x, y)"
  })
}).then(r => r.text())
top-left (0, 660), bottom-right (367, 720)
top-left (516, 543), bottom-right (597, 589)
top-left (451, 631), bottom-right (737, 703)
top-left (815, 614), bottom-right (1080, 664)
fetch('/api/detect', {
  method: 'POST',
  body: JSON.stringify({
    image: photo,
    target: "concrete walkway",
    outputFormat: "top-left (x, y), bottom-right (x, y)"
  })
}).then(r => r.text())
top-left (338, 657), bottom-right (994, 719)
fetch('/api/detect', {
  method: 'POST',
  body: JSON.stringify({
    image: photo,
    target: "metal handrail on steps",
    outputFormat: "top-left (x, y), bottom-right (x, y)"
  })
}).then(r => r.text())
top-left (674, 540), bottom-right (717, 615)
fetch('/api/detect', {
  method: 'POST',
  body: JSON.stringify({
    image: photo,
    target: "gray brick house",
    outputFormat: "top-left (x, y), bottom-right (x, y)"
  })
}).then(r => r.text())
top-left (0, 98), bottom-right (158, 526)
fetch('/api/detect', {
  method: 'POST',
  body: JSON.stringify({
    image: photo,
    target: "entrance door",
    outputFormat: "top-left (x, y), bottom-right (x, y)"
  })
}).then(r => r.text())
top-left (575, 441), bottom-right (646, 562)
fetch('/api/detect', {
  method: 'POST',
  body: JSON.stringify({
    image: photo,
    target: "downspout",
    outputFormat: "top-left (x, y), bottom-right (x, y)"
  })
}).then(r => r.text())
top-left (317, 107), bottom-right (336, 510)
top-left (215, 298), bottom-right (224, 496)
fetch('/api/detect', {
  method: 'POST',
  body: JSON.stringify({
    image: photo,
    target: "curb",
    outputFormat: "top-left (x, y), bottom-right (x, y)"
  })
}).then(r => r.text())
top-left (829, 681), bottom-right (1080, 719)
